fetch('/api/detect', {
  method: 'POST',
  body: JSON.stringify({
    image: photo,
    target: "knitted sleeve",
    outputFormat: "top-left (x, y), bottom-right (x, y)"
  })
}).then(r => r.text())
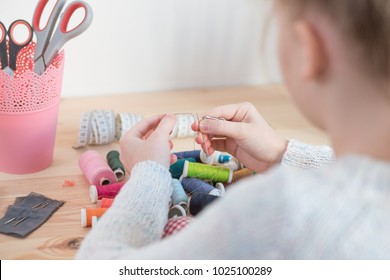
top-left (281, 139), bottom-right (334, 169)
top-left (75, 160), bottom-right (172, 259)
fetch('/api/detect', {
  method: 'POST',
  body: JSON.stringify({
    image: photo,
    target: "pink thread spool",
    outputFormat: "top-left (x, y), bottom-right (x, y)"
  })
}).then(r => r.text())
top-left (79, 150), bottom-right (117, 187)
top-left (89, 181), bottom-right (125, 203)
top-left (0, 49), bottom-right (65, 174)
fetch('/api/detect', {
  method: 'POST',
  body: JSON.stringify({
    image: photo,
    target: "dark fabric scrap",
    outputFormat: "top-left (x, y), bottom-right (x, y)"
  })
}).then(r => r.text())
top-left (0, 192), bottom-right (64, 238)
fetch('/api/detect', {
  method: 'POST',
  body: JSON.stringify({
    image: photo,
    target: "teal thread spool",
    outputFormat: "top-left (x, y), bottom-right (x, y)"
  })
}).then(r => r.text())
top-left (169, 158), bottom-right (196, 179)
top-left (106, 150), bottom-right (126, 181)
top-left (200, 150), bottom-right (240, 170)
top-left (201, 150), bottom-right (233, 164)
top-left (182, 161), bottom-right (232, 183)
top-left (171, 179), bottom-right (189, 210)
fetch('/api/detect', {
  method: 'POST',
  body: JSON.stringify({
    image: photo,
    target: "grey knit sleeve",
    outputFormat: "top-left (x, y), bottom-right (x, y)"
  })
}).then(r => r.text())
top-left (281, 139), bottom-right (334, 169)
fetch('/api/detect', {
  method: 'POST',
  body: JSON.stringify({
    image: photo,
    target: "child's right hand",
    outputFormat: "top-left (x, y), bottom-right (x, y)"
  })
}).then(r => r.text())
top-left (192, 102), bottom-right (288, 172)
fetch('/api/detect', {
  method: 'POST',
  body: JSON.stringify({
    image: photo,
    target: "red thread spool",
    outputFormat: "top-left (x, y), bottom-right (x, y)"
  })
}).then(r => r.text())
top-left (89, 181), bottom-right (125, 203)
top-left (99, 197), bottom-right (114, 208)
top-left (79, 150), bottom-right (117, 187)
top-left (81, 208), bottom-right (108, 227)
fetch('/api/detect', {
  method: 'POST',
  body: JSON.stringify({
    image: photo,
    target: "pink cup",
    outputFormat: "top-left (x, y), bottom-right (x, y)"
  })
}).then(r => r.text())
top-left (0, 46), bottom-right (64, 174)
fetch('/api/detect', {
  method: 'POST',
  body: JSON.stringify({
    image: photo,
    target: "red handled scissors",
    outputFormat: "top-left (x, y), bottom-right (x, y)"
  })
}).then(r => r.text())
top-left (33, 0), bottom-right (93, 75)
top-left (0, 20), bottom-right (33, 75)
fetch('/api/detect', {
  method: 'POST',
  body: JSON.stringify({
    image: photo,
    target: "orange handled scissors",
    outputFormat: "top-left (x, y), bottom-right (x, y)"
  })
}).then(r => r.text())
top-left (0, 20), bottom-right (33, 75)
top-left (33, 0), bottom-right (93, 75)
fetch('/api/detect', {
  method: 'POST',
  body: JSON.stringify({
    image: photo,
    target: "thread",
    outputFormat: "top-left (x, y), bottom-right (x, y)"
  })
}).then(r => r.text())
top-left (79, 150), bottom-right (117, 187)
top-left (200, 150), bottom-right (240, 171)
top-left (222, 158), bottom-right (241, 171)
top-left (215, 182), bottom-right (226, 197)
top-left (99, 197), bottom-right (114, 208)
top-left (81, 208), bottom-right (108, 227)
top-left (89, 181), bottom-right (125, 203)
top-left (174, 150), bottom-right (201, 162)
top-left (168, 204), bottom-right (187, 219)
top-left (232, 168), bottom-right (256, 182)
top-left (106, 150), bottom-right (126, 181)
top-left (169, 158), bottom-right (196, 179)
top-left (181, 177), bottom-right (221, 196)
top-left (182, 161), bottom-right (233, 183)
top-left (189, 192), bottom-right (220, 216)
top-left (171, 179), bottom-right (189, 210)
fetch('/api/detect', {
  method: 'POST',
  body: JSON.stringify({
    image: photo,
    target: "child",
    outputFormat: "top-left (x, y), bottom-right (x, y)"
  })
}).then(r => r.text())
top-left (76, 0), bottom-right (390, 259)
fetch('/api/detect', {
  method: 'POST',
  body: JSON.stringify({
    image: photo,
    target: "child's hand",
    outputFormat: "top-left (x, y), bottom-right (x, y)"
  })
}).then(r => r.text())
top-left (192, 103), bottom-right (288, 172)
top-left (119, 114), bottom-right (177, 172)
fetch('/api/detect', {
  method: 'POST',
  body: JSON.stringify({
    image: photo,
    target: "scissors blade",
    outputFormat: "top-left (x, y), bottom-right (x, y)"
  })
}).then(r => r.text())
top-left (3, 66), bottom-right (14, 76)
top-left (34, 58), bottom-right (46, 75)
top-left (33, 0), bottom-right (67, 73)
top-left (42, 1), bottom-right (93, 69)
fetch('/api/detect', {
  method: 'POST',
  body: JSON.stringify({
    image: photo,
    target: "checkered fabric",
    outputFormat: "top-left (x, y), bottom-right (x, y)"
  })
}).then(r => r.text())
top-left (162, 216), bottom-right (193, 239)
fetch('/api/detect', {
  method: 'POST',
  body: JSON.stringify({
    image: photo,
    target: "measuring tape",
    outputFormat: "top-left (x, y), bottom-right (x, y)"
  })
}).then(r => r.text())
top-left (75, 110), bottom-right (117, 148)
top-left (75, 111), bottom-right (197, 148)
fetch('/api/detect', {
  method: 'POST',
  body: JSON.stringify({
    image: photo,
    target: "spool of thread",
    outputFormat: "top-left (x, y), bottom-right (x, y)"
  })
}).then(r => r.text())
top-left (232, 168), bottom-right (256, 182)
top-left (181, 177), bottom-right (221, 196)
top-left (169, 158), bottom-right (196, 179)
top-left (89, 181), bottom-right (125, 203)
top-left (168, 204), bottom-right (187, 219)
top-left (222, 158), bottom-right (241, 171)
top-left (79, 150), bottom-right (117, 187)
top-left (99, 197), bottom-right (115, 208)
top-left (182, 161), bottom-right (233, 183)
top-left (81, 208), bottom-right (108, 227)
top-left (174, 150), bottom-right (201, 162)
top-left (189, 192), bottom-right (220, 216)
top-left (91, 216), bottom-right (100, 227)
top-left (162, 216), bottom-right (193, 239)
top-left (200, 150), bottom-right (240, 170)
top-left (215, 182), bottom-right (226, 197)
top-left (106, 150), bottom-right (126, 181)
top-left (171, 179), bottom-right (189, 210)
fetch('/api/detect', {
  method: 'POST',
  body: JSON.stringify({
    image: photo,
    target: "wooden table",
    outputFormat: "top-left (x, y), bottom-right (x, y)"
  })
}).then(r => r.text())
top-left (0, 85), bottom-right (329, 259)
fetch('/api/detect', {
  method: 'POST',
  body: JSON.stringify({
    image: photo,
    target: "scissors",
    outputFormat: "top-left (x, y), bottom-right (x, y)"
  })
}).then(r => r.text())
top-left (0, 20), bottom-right (33, 75)
top-left (33, 0), bottom-right (93, 75)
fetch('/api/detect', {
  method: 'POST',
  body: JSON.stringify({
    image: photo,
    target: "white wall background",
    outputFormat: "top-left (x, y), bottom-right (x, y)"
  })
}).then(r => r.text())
top-left (0, 0), bottom-right (281, 97)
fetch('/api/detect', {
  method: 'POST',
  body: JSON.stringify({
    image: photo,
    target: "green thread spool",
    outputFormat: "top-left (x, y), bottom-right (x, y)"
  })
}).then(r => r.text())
top-left (182, 161), bottom-right (232, 183)
top-left (107, 150), bottom-right (126, 181)
top-left (169, 158), bottom-right (196, 179)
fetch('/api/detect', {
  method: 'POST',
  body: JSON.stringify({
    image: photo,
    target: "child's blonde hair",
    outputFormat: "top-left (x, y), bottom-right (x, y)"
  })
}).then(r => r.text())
top-left (277, 0), bottom-right (390, 80)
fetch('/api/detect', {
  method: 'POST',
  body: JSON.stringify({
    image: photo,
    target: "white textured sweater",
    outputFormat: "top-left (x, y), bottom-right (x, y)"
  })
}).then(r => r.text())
top-left (76, 140), bottom-right (390, 259)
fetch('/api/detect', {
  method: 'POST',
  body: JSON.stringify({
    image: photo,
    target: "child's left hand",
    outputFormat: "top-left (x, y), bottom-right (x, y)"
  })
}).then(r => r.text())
top-left (119, 114), bottom-right (177, 172)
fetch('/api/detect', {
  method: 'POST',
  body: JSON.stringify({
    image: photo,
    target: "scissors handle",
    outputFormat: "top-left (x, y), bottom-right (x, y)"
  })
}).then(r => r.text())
top-left (7, 20), bottom-right (33, 71)
top-left (43, 1), bottom-right (93, 68)
top-left (0, 22), bottom-right (8, 69)
top-left (33, 0), bottom-right (67, 62)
